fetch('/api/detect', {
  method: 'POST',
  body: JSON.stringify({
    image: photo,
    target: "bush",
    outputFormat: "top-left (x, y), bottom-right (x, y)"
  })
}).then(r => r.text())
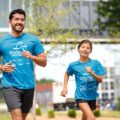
top-left (48, 110), bottom-right (55, 118)
top-left (93, 109), bottom-right (100, 117)
top-left (67, 109), bottom-right (76, 118)
top-left (36, 107), bottom-right (42, 116)
top-left (116, 97), bottom-right (120, 111)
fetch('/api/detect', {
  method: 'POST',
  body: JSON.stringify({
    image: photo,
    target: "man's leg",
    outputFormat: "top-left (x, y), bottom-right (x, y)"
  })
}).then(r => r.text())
top-left (21, 89), bottom-right (35, 120)
top-left (10, 109), bottom-right (23, 120)
top-left (22, 113), bottom-right (29, 120)
top-left (2, 87), bottom-right (28, 120)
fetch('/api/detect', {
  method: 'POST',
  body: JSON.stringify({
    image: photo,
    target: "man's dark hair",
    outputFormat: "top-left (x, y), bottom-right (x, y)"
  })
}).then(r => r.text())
top-left (9, 9), bottom-right (26, 20)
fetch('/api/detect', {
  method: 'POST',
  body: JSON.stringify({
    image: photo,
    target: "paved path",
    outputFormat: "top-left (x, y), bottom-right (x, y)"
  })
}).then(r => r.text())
top-left (26, 114), bottom-right (120, 120)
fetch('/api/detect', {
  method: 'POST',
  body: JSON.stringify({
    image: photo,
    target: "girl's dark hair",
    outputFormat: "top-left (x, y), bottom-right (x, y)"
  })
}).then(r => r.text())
top-left (78, 39), bottom-right (92, 51)
top-left (9, 9), bottom-right (26, 20)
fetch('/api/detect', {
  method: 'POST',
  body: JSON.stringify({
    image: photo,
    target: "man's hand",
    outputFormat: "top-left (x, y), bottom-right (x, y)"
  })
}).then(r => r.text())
top-left (2, 62), bottom-right (15, 73)
top-left (22, 51), bottom-right (33, 59)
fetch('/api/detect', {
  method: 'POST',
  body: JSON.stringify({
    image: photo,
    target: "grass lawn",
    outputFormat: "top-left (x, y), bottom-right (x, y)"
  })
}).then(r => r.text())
top-left (0, 112), bottom-right (11, 120)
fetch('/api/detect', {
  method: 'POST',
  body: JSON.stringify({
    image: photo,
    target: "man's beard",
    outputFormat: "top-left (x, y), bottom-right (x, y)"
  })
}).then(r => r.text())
top-left (12, 24), bottom-right (24, 33)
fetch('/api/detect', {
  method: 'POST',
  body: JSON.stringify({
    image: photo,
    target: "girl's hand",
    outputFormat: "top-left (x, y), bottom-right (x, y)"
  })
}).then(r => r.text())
top-left (86, 67), bottom-right (91, 73)
top-left (61, 89), bottom-right (68, 97)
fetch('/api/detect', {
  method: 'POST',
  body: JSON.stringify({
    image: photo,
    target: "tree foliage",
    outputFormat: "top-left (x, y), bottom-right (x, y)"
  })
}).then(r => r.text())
top-left (26, 0), bottom-right (76, 40)
top-left (24, 0), bottom-right (77, 56)
top-left (116, 97), bottom-right (120, 111)
top-left (95, 0), bottom-right (120, 37)
top-left (36, 78), bottom-right (55, 85)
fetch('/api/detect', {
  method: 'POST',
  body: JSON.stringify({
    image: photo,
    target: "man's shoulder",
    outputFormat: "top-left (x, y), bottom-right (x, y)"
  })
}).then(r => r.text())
top-left (24, 33), bottom-right (38, 39)
top-left (0, 34), bottom-right (11, 42)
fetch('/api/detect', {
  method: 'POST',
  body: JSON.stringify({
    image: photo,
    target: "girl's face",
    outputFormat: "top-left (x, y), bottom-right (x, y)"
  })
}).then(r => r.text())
top-left (78, 42), bottom-right (92, 58)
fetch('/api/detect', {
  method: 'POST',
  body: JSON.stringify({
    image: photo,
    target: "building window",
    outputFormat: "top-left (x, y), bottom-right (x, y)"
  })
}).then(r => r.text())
top-left (102, 93), bottom-right (108, 100)
top-left (109, 67), bottom-right (114, 78)
top-left (0, 0), bottom-right (9, 27)
top-left (101, 82), bottom-right (108, 90)
top-left (111, 93), bottom-right (115, 100)
top-left (110, 82), bottom-right (114, 89)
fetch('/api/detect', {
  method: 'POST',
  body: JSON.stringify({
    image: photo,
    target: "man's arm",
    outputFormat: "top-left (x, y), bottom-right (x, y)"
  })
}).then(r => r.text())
top-left (22, 51), bottom-right (47, 67)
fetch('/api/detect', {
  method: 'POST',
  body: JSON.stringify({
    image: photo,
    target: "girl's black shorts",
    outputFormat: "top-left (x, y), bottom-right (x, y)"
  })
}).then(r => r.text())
top-left (76, 99), bottom-right (96, 110)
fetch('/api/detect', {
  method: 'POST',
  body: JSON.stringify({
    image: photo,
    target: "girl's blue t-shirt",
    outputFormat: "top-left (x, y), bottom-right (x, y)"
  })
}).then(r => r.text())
top-left (0, 33), bottom-right (44, 89)
top-left (67, 59), bottom-right (106, 100)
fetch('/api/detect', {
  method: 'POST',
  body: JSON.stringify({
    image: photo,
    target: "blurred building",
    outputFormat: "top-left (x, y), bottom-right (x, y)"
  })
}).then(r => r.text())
top-left (0, 0), bottom-right (24, 37)
top-left (0, 0), bottom-right (102, 37)
top-left (36, 83), bottom-right (53, 106)
top-left (60, 0), bottom-right (99, 35)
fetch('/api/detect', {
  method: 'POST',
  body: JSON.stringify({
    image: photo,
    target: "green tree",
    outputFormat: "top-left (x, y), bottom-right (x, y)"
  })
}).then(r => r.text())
top-left (36, 78), bottom-right (55, 85)
top-left (95, 0), bottom-right (120, 37)
top-left (116, 97), bottom-right (120, 111)
top-left (24, 0), bottom-right (77, 56)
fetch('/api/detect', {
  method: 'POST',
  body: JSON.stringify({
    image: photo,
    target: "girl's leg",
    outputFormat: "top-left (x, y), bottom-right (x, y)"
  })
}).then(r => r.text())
top-left (79, 102), bottom-right (95, 120)
top-left (81, 113), bottom-right (86, 120)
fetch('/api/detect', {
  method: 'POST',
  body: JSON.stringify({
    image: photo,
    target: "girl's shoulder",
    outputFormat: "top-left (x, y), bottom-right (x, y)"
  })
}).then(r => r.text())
top-left (90, 59), bottom-right (103, 67)
top-left (69, 60), bottom-right (80, 66)
top-left (90, 59), bottom-right (100, 63)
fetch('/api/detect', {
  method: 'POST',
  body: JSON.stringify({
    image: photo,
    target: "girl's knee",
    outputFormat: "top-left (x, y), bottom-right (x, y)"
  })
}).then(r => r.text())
top-left (88, 116), bottom-right (95, 120)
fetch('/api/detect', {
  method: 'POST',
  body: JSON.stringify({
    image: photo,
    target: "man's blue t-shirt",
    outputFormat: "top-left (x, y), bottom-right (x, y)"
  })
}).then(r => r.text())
top-left (67, 59), bottom-right (106, 100)
top-left (0, 33), bottom-right (44, 89)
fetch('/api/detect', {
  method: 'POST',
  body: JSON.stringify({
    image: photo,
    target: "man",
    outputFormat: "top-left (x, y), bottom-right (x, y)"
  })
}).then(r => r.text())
top-left (0, 9), bottom-right (47, 120)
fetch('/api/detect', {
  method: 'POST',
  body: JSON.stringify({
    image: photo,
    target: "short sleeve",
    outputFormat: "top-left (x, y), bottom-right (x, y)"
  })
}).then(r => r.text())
top-left (67, 64), bottom-right (73, 76)
top-left (33, 38), bottom-right (45, 55)
top-left (96, 60), bottom-right (106, 76)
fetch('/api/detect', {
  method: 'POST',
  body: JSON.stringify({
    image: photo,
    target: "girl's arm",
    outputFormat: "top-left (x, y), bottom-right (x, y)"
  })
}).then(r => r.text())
top-left (61, 71), bottom-right (69, 97)
top-left (86, 67), bottom-right (103, 83)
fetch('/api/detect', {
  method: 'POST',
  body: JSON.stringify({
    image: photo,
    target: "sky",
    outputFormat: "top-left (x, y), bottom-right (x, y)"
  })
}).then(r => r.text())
top-left (35, 44), bottom-right (117, 82)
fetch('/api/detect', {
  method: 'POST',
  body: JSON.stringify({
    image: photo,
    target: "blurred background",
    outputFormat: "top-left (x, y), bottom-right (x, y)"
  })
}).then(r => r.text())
top-left (0, 0), bottom-right (120, 120)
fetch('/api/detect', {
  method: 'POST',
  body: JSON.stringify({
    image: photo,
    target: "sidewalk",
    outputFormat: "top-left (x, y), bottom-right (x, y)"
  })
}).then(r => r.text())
top-left (26, 114), bottom-right (120, 120)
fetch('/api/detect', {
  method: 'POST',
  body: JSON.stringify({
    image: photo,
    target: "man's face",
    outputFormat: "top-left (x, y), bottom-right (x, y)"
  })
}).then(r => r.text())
top-left (9, 13), bottom-right (25, 33)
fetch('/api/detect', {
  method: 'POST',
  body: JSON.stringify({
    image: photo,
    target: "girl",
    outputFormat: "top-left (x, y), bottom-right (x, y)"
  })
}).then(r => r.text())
top-left (61, 39), bottom-right (106, 120)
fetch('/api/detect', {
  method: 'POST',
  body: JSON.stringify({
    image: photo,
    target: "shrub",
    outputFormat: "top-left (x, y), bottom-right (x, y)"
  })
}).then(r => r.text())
top-left (93, 109), bottom-right (100, 117)
top-left (36, 107), bottom-right (42, 116)
top-left (67, 109), bottom-right (76, 118)
top-left (116, 97), bottom-right (120, 111)
top-left (48, 110), bottom-right (55, 118)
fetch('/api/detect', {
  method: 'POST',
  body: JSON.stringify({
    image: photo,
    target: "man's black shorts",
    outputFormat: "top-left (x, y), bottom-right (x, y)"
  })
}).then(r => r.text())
top-left (2, 87), bottom-right (34, 113)
top-left (76, 99), bottom-right (96, 110)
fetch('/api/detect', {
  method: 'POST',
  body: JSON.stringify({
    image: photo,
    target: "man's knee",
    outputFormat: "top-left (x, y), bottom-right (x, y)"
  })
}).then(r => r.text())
top-left (11, 109), bottom-right (23, 120)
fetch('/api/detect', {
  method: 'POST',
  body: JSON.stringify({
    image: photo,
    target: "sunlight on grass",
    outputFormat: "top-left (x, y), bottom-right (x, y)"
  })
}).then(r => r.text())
top-left (55, 110), bottom-right (120, 118)
top-left (101, 110), bottom-right (120, 118)
top-left (0, 112), bottom-right (11, 120)
top-left (0, 110), bottom-right (120, 120)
